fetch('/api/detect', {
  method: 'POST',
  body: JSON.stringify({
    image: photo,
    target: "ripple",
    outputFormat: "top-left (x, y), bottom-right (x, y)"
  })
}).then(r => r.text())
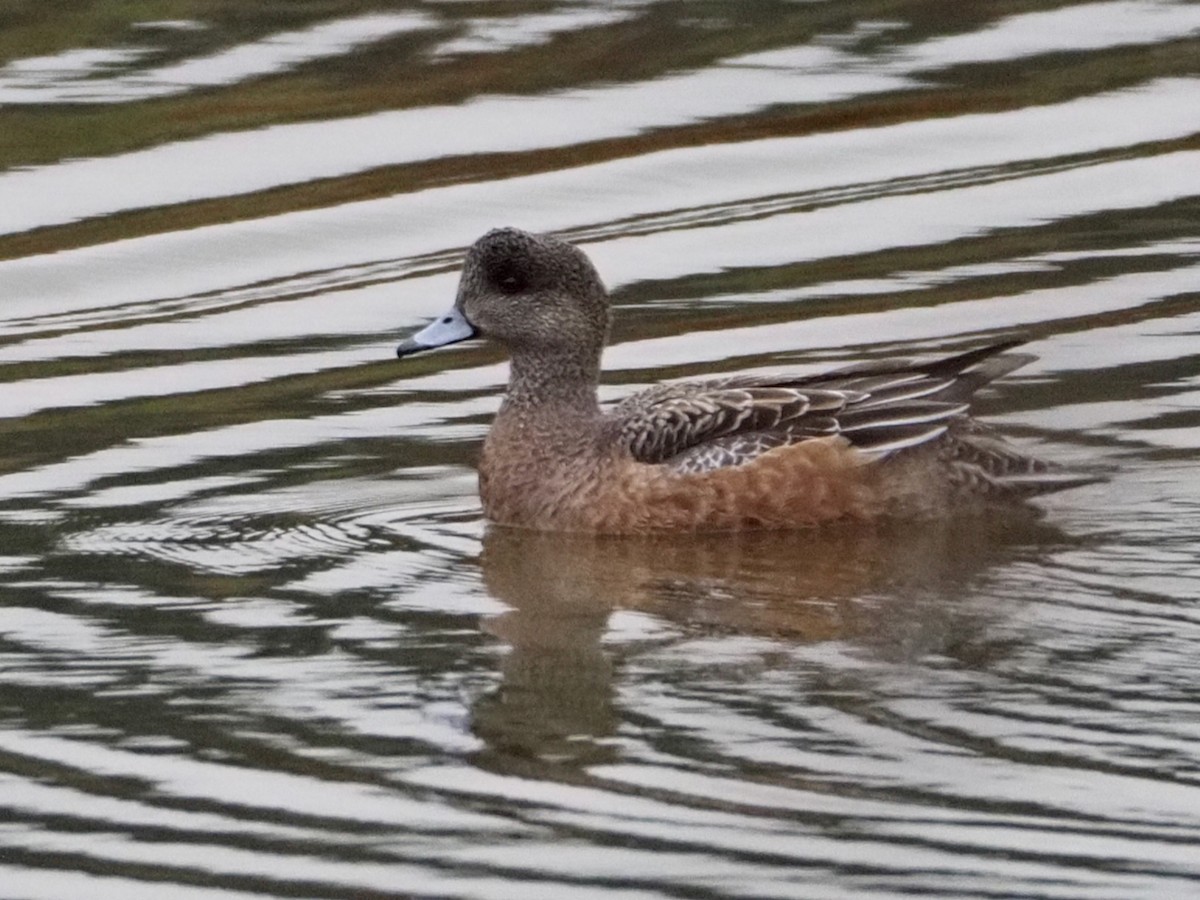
top-left (58, 517), bottom-right (375, 575)
top-left (4, 3), bottom-right (1200, 897)
top-left (0, 13), bottom-right (436, 105)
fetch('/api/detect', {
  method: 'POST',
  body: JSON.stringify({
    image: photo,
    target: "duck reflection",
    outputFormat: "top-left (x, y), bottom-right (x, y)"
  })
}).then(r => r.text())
top-left (470, 514), bottom-right (1066, 769)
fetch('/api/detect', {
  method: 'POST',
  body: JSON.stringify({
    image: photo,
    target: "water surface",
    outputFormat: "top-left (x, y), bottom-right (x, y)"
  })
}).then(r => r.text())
top-left (2, 2), bottom-right (1200, 898)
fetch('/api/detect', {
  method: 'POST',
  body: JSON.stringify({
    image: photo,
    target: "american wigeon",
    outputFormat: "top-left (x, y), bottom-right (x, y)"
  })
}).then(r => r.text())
top-left (396, 228), bottom-right (1096, 532)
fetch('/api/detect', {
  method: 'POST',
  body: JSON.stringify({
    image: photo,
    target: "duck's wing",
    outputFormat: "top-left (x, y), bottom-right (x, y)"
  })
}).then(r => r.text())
top-left (614, 382), bottom-right (867, 469)
top-left (613, 341), bottom-right (1033, 473)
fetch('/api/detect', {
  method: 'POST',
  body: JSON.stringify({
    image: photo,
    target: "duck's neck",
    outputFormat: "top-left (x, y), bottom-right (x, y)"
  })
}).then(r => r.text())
top-left (500, 346), bottom-right (602, 418)
top-left (482, 346), bottom-right (606, 524)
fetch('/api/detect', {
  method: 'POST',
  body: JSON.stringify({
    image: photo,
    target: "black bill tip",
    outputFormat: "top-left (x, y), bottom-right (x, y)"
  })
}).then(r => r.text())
top-left (396, 338), bottom-right (427, 359)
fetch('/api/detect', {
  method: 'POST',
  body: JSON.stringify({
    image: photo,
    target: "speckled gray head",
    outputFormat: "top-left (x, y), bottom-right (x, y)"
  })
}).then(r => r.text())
top-left (396, 228), bottom-right (610, 359)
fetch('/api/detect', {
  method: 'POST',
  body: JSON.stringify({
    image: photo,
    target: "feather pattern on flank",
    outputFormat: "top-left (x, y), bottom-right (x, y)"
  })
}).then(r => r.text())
top-left (613, 343), bottom-right (1024, 474)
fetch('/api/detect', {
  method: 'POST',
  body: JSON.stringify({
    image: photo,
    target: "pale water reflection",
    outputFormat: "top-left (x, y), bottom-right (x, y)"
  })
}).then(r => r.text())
top-left (474, 518), bottom-right (1066, 760)
top-left (1, 1), bottom-right (1199, 898)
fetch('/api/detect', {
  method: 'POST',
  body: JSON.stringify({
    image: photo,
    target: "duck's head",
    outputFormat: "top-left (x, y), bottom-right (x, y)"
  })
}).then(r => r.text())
top-left (396, 228), bottom-right (611, 360)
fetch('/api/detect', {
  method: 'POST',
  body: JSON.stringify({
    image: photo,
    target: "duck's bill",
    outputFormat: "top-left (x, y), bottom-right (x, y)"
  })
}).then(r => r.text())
top-left (396, 307), bottom-right (477, 358)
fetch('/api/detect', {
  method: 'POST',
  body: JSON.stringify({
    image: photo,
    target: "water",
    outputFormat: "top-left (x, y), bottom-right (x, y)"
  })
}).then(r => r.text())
top-left (2, 2), bottom-right (1199, 897)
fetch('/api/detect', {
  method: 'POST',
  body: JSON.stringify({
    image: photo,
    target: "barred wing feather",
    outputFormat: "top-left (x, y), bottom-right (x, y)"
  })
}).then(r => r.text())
top-left (613, 342), bottom-right (1033, 473)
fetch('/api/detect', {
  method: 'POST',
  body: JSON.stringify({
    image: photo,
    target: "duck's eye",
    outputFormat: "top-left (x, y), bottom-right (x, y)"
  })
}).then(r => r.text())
top-left (494, 267), bottom-right (527, 294)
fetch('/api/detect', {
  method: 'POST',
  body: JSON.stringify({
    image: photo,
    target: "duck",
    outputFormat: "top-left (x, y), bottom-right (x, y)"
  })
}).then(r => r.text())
top-left (396, 227), bottom-right (1097, 533)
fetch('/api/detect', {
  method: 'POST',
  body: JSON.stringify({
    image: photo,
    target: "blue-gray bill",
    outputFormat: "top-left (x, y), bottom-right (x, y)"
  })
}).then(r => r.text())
top-left (396, 307), bottom-right (477, 358)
